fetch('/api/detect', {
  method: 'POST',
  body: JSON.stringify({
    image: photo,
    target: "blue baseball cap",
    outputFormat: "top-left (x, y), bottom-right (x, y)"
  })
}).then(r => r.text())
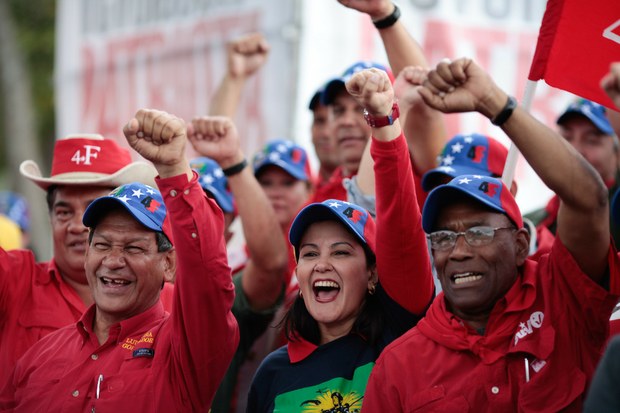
top-left (289, 199), bottom-right (376, 260)
top-left (321, 61), bottom-right (394, 105)
top-left (83, 182), bottom-right (172, 242)
top-left (253, 139), bottom-right (311, 181)
top-left (422, 175), bottom-right (523, 232)
top-left (0, 191), bottom-right (30, 232)
top-left (422, 134), bottom-right (509, 191)
top-left (557, 99), bottom-right (614, 135)
top-left (308, 87), bottom-right (324, 111)
top-left (190, 157), bottom-right (235, 214)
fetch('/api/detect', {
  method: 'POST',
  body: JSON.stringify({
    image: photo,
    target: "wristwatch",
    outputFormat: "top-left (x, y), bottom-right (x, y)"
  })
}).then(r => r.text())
top-left (363, 103), bottom-right (400, 128)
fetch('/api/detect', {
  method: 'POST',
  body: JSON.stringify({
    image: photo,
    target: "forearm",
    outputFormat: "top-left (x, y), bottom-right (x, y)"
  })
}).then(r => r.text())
top-left (373, 132), bottom-right (434, 314)
top-left (159, 173), bottom-right (238, 391)
top-left (403, 104), bottom-right (446, 175)
top-left (378, 20), bottom-right (428, 76)
top-left (209, 74), bottom-right (246, 117)
top-left (228, 167), bottom-right (288, 309)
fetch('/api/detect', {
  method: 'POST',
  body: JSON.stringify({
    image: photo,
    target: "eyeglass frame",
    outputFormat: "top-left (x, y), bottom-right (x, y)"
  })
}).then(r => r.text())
top-left (427, 226), bottom-right (517, 251)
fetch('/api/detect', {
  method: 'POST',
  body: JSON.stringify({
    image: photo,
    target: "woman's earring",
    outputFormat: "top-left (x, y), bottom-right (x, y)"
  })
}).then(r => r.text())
top-left (368, 283), bottom-right (376, 295)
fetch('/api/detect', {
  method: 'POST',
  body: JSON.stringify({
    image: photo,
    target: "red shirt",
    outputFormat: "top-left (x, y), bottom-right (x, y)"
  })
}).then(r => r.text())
top-left (1, 173), bottom-right (239, 412)
top-left (0, 253), bottom-right (86, 392)
top-left (0, 247), bottom-right (175, 393)
top-left (308, 166), bottom-right (347, 203)
top-left (362, 240), bottom-right (619, 412)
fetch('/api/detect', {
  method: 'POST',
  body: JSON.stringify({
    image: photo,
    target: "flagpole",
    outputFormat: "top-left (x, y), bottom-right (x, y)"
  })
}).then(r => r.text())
top-left (501, 79), bottom-right (538, 188)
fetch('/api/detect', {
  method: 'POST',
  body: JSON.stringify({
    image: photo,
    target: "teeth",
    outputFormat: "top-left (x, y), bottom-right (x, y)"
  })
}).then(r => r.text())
top-left (313, 280), bottom-right (340, 289)
top-left (454, 275), bottom-right (482, 285)
top-left (101, 277), bottom-right (130, 285)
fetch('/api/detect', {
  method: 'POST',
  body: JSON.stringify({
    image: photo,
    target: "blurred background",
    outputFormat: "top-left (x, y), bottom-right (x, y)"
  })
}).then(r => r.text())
top-left (0, 0), bottom-right (576, 260)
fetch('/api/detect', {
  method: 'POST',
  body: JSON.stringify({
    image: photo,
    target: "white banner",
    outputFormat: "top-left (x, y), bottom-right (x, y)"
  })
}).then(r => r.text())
top-left (55, 0), bottom-right (300, 159)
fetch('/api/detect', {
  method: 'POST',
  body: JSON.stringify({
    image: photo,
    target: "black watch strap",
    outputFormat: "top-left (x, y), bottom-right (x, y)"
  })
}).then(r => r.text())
top-left (491, 95), bottom-right (517, 126)
top-left (373, 4), bottom-right (401, 29)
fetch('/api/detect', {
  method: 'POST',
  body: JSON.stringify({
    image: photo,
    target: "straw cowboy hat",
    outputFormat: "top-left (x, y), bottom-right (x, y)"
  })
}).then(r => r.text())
top-left (20, 134), bottom-right (157, 190)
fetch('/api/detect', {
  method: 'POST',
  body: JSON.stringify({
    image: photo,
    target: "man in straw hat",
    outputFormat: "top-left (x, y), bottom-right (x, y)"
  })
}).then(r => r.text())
top-left (0, 133), bottom-right (156, 390)
top-left (1, 109), bottom-right (238, 411)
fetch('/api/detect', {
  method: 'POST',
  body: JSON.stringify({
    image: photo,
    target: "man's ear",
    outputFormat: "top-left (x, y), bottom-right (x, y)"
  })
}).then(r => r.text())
top-left (163, 249), bottom-right (177, 283)
top-left (515, 228), bottom-right (530, 265)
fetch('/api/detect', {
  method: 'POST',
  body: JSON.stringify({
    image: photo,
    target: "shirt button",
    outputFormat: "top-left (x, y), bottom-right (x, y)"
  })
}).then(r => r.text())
top-left (491, 386), bottom-right (500, 394)
top-left (191, 232), bottom-right (197, 238)
top-left (91, 354), bottom-right (98, 360)
top-left (184, 189), bottom-right (190, 195)
top-left (170, 190), bottom-right (178, 197)
top-left (72, 390), bottom-right (79, 397)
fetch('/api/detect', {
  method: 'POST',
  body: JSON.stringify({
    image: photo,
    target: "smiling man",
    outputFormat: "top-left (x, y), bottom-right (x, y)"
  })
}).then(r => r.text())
top-left (0, 134), bottom-right (156, 391)
top-left (361, 58), bottom-right (619, 412)
top-left (0, 109), bottom-right (239, 411)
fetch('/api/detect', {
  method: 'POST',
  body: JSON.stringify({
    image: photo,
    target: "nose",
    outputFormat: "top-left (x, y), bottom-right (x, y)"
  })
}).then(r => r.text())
top-left (67, 212), bottom-right (88, 234)
top-left (102, 247), bottom-right (126, 268)
top-left (313, 256), bottom-right (333, 273)
top-left (448, 233), bottom-right (473, 259)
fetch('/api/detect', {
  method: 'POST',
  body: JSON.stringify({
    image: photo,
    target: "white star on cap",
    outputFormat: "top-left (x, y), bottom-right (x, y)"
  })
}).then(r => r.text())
top-left (268, 152), bottom-right (282, 162)
top-left (214, 168), bottom-right (224, 178)
top-left (436, 166), bottom-right (456, 173)
top-left (117, 195), bottom-right (131, 203)
top-left (458, 177), bottom-right (472, 184)
top-left (463, 136), bottom-right (474, 144)
top-left (204, 174), bottom-right (214, 185)
top-left (145, 187), bottom-right (155, 195)
top-left (276, 144), bottom-right (288, 153)
top-left (451, 142), bottom-right (464, 153)
top-left (442, 155), bottom-right (455, 166)
top-left (328, 201), bottom-right (341, 208)
top-left (131, 188), bottom-right (144, 198)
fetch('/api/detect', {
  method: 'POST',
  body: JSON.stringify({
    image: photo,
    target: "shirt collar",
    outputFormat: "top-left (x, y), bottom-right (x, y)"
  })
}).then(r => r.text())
top-left (76, 301), bottom-right (165, 344)
top-left (287, 334), bottom-right (318, 363)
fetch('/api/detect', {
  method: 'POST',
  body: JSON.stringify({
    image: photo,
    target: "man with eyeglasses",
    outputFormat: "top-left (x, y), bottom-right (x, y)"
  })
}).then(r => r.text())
top-left (361, 57), bottom-right (619, 412)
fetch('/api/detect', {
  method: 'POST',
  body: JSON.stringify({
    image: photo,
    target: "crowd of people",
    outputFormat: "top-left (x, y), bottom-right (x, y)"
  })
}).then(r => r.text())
top-left (1, 1), bottom-right (620, 412)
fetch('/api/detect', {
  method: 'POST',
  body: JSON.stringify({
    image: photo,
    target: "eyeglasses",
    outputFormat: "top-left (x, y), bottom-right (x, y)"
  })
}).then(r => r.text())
top-left (428, 226), bottom-right (516, 251)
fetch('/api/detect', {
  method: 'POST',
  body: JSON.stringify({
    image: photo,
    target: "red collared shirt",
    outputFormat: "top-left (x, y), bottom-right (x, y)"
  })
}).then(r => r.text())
top-left (0, 253), bottom-right (86, 392)
top-left (362, 240), bottom-right (619, 412)
top-left (1, 173), bottom-right (239, 412)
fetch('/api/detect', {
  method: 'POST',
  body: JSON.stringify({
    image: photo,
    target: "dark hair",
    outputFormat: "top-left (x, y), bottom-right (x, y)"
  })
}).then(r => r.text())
top-left (46, 186), bottom-right (58, 212)
top-left (280, 244), bottom-right (385, 347)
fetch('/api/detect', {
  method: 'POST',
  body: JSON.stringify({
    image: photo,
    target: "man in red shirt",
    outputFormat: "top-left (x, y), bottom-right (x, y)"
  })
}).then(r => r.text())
top-left (0, 134), bottom-right (156, 391)
top-left (1, 109), bottom-right (239, 411)
top-left (362, 58), bottom-right (619, 412)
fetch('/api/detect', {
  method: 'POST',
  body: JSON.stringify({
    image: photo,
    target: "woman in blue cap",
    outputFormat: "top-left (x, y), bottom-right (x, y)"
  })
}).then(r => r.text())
top-left (247, 66), bottom-right (434, 412)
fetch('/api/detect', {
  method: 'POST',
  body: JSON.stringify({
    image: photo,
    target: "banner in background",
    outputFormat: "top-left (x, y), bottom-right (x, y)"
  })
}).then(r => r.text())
top-left (55, 0), bottom-right (299, 158)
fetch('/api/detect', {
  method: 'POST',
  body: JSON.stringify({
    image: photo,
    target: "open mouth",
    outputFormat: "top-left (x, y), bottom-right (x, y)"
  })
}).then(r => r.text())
top-left (313, 280), bottom-right (340, 302)
top-left (452, 272), bottom-right (482, 285)
top-left (100, 276), bottom-right (131, 286)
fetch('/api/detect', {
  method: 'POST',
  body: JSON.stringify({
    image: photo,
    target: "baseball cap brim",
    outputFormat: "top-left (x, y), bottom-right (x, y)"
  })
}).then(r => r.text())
top-left (254, 159), bottom-right (308, 181)
top-left (422, 183), bottom-right (522, 233)
top-left (289, 202), bottom-right (374, 259)
top-left (83, 196), bottom-right (163, 234)
top-left (422, 165), bottom-right (497, 192)
top-left (557, 109), bottom-right (614, 136)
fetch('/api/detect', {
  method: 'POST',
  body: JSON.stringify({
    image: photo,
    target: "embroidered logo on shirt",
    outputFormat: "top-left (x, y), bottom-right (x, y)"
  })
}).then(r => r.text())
top-left (514, 311), bottom-right (544, 346)
top-left (120, 331), bottom-right (155, 351)
top-left (133, 348), bottom-right (155, 358)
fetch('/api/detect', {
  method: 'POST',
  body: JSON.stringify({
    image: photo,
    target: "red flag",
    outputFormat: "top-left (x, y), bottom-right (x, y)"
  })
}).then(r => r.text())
top-left (528, 0), bottom-right (620, 108)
